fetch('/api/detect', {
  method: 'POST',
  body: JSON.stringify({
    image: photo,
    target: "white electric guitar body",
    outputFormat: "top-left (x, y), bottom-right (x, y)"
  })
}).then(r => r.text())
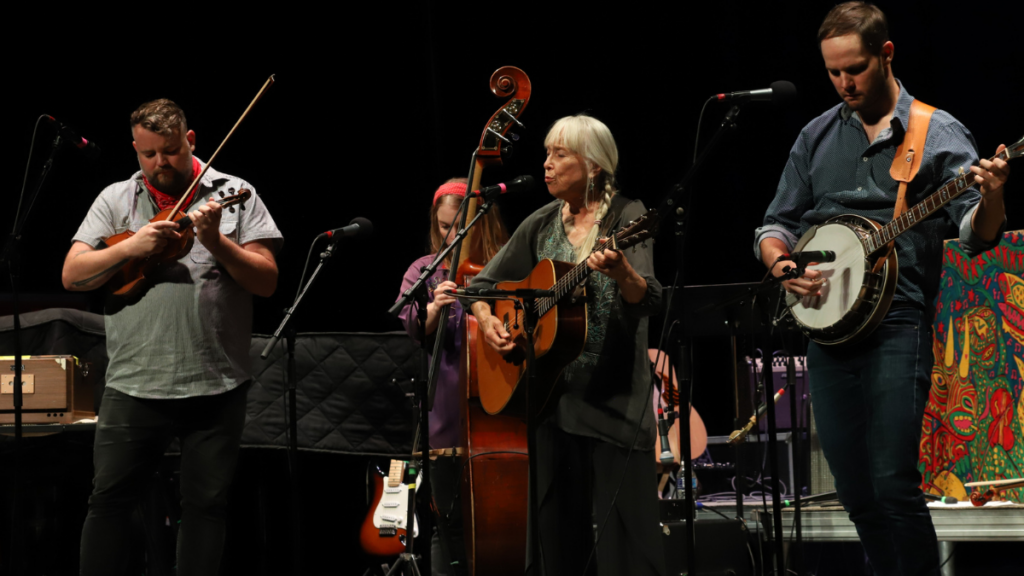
top-left (786, 136), bottom-right (1023, 345)
top-left (360, 459), bottom-right (421, 557)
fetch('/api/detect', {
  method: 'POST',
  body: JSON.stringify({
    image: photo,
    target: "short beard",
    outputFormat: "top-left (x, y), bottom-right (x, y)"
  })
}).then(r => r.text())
top-left (146, 162), bottom-right (191, 195)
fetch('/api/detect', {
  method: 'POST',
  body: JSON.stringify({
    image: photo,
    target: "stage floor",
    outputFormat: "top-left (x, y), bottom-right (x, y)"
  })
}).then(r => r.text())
top-left (696, 499), bottom-right (1024, 541)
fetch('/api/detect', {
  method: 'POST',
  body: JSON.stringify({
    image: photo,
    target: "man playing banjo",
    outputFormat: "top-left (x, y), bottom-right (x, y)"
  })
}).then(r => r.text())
top-left (755, 3), bottom-right (1010, 575)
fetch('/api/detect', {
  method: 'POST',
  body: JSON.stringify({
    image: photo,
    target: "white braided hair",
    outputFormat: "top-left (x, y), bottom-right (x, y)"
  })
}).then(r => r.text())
top-left (543, 115), bottom-right (619, 263)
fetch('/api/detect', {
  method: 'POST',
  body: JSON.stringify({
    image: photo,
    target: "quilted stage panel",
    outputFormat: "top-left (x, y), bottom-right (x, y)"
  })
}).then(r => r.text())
top-left (246, 332), bottom-right (421, 456)
top-left (0, 309), bottom-right (422, 457)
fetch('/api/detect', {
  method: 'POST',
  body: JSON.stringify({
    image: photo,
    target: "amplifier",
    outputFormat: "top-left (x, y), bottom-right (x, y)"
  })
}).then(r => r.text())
top-left (808, 403), bottom-right (836, 494)
top-left (0, 355), bottom-right (95, 424)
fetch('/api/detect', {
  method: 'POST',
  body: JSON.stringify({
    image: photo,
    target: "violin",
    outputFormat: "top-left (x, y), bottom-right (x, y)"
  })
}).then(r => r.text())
top-left (103, 75), bottom-right (274, 297)
top-left (104, 190), bottom-right (251, 295)
top-left (965, 478), bottom-right (1024, 506)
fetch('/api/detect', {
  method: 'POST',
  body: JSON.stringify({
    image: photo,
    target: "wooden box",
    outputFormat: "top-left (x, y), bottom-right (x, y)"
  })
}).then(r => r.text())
top-left (0, 355), bottom-right (95, 424)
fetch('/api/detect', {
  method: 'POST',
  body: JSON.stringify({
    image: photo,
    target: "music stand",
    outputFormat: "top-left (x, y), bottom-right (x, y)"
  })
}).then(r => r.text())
top-left (685, 278), bottom-right (801, 575)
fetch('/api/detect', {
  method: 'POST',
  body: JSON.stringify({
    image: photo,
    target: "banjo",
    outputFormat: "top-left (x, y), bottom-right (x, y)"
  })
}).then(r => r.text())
top-left (785, 136), bottom-right (1024, 345)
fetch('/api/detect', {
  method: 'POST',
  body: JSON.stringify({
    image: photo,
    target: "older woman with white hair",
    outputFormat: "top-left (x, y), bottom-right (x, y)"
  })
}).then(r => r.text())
top-left (470, 114), bottom-right (665, 576)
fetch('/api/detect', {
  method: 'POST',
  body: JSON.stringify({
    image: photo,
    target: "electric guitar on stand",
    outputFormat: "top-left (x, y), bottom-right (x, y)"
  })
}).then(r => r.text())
top-left (359, 459), bottom-right (420, 557)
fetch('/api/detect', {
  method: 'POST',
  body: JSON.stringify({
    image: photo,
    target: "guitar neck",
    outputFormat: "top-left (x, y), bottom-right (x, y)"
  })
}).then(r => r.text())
top-left (536, 237), bottom-right (615, 316)
top-left (864, 148), bottom-right (1013, 255)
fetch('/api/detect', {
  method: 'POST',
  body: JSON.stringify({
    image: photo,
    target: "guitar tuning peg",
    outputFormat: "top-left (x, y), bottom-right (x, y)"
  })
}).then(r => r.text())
top-left (632, 246), bottom-right (637, 254)
top-left (240, 204), bottom-right (247, 211)
top-left (509, 132), bottom-right (520, 142)
top-left (228, 206), bottom-right (236, 213)
top-left (219, 191), bottom-right (226, 198)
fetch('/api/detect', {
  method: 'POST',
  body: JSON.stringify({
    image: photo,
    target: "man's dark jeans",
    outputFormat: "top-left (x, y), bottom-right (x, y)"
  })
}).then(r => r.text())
top-left (79, 383), bottom-right (249, 576)
top-left (807, 306), bottom-right (940, 576)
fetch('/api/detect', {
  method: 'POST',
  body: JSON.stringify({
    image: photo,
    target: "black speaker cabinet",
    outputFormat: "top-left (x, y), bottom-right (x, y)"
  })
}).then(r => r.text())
top-left (662, 518), bottom-right (752, 576)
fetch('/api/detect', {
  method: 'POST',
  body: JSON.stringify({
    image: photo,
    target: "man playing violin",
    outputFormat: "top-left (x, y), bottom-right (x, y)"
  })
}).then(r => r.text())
top-left (755, 3), bottom-right (1009, 575)
top-left (62, 99), bottom-right (282, 575)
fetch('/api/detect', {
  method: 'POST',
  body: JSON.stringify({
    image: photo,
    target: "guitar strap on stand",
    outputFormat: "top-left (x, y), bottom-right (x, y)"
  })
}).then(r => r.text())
top-left (875, 99), bottom-right (936, 272)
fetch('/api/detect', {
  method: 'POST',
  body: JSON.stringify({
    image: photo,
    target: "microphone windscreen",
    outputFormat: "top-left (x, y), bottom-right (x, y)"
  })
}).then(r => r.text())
top-left (770, 80), bottom-right (798, 105)
top-left (349, 216), bottom-right (374, 237)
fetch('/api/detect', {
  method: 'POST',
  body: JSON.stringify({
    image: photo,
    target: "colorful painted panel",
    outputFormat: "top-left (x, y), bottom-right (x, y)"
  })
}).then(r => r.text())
top-left (920, 231), bottom-right (1024, 503)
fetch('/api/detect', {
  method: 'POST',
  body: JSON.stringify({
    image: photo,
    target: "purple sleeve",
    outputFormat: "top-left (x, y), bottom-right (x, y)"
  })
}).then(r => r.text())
top-left (397, 257), bottom-right (432, 343)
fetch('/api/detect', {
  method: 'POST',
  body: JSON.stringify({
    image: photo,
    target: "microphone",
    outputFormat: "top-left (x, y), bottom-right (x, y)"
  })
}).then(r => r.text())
top-left (318, 217), bottom-right (373, 240)
top-left (471, 175), bottom-right (535, 201)
top-left (782, 250), bottom-right (836, 265)
top-left (657, 408), bottom-right (674, 465)
top-left (715, 81), bottom-right (797, 105)
top-left (447, 286), bottom-right (555, 299)
top-left (45, 115), bottom-right (101, 159)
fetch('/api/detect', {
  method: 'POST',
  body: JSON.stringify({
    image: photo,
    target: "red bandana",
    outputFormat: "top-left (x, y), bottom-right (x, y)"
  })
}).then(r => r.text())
top-left (143, 157), bottom-right (203, 211)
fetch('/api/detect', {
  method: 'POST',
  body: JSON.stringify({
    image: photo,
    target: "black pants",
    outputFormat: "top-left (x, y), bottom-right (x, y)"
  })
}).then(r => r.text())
top-left (430, 456), bottom-right (465, 576)
top-left (529, 421), bottom-right (666, 576)
top-left (79, 383), bottom-right (249, 576)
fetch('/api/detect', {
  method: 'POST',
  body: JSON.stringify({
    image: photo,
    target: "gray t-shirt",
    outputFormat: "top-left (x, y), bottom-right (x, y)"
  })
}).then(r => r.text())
top-left (71, 160), bottom-right (283, 399)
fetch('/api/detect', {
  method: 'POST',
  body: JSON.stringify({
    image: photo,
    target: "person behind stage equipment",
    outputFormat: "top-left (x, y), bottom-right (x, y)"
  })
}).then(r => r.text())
top-left (394, 177), bottom-right (509, 574)
top-left (754, 3), bottom-right (1009, 575)
top-left (471, 114), bottom-right (667, 576)
top-left (62, 99), bottom-right (283, 575)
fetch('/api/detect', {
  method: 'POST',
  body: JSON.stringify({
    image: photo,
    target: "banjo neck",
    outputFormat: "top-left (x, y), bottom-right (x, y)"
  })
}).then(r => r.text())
top-left (863, 139), bottom-right (1024, 256)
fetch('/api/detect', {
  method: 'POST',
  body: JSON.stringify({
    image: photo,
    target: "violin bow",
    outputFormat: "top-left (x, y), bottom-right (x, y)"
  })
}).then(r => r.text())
top-left (164, 74), bottom-right (276, 220)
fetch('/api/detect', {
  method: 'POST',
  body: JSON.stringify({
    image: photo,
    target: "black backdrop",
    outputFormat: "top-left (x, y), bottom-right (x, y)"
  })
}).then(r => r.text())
top-left (3, 3), bottom-right (1023, 573)
top-left (4, 3), bottom-right (1022, 427)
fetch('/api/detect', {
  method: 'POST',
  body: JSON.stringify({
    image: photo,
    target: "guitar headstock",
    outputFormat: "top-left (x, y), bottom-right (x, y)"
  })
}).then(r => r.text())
top-left (613, 209), bottom-right (660, 250)
top-left (1006, 136), bottom-right (1024, 161)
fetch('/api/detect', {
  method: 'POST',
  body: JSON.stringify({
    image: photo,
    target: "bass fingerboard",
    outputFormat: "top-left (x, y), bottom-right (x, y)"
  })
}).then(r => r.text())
top-left (863, 141), bottom-right (1022, 255)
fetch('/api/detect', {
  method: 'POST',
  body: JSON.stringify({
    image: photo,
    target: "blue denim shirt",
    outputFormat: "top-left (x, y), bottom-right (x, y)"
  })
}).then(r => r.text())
top-left (754, 81), bottom-right (1004, 308)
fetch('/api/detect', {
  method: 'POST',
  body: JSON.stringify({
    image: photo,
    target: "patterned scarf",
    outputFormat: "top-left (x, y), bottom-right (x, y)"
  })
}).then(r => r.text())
top-left (142, 157), bottom-right (202, 211)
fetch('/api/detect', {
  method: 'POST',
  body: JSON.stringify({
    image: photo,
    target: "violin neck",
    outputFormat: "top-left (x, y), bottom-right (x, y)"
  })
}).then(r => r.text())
top-left (173, 190), bottom-right (251, 230)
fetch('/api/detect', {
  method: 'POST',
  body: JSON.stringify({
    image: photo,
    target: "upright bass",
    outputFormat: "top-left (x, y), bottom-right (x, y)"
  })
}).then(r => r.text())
top-left (450, 66), bottom-right (531, 576)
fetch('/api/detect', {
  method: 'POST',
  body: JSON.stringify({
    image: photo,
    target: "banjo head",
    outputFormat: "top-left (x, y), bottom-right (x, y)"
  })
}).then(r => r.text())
top-left (787, 215), bottom-right (896, 344)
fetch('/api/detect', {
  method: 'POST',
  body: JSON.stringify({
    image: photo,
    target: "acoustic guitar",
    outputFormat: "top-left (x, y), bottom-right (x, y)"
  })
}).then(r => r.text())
top-left (477, 210), bottom-right (659, 417)
top-left (786, 136), bottom-right (1023, 345)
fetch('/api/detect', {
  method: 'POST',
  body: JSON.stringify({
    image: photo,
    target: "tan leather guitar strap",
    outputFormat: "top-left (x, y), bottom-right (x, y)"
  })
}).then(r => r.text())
top-left (872, 99), bottom-right (936, 272)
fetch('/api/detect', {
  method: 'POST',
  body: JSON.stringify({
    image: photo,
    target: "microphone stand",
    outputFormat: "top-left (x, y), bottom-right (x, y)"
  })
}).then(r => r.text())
top-left (261, 236), bottom-right (345, 576)
top-left (1, 130), bottom-right (65, 575)
top-left (387, 193), bottom-right (497, 576)
top-left (657, 104), bottom-right (743, 576)
top-left (697, 266), bottom-right (804, 576)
